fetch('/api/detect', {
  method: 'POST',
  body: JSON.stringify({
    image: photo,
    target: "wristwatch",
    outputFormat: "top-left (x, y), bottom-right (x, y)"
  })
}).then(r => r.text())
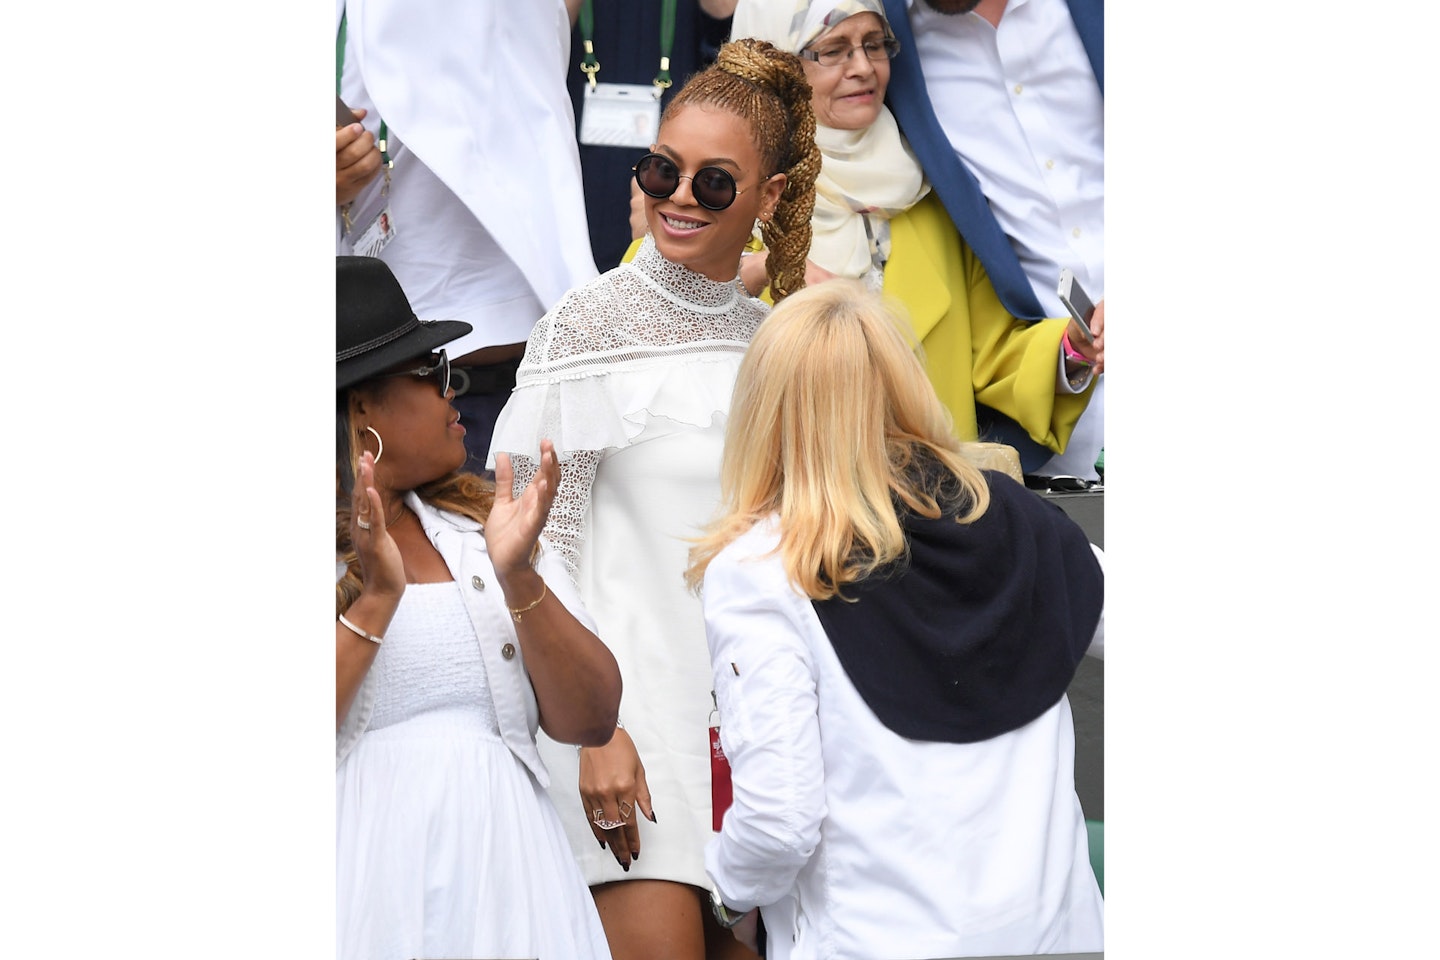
top-left (708, 880), bottom-right (746, 929)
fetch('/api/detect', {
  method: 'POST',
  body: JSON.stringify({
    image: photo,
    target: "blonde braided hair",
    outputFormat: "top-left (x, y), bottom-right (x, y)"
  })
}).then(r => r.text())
top-left (665, 38), bottom-right (820, 302)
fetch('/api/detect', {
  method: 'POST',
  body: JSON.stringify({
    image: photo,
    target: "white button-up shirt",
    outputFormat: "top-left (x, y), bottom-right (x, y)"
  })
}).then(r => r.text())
top-left (906, 0), bottom-right (1104, 316)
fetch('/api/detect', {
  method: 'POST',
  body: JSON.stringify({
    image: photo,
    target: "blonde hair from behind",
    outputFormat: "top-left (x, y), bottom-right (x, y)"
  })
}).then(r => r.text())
top-left (665, 37), bottom-right (821, 302)
top-left (685, 279), bottom-right (992, 600)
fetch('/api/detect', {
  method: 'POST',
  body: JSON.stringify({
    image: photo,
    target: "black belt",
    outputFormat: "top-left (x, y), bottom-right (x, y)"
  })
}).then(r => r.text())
top-left (451, 357), bottom-right (520, 397)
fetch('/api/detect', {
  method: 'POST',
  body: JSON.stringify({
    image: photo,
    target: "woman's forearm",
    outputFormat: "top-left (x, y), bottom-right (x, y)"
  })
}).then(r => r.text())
top-left (499, 567), bottom-right (621, 745)
top-left (336, 589), bottom-right (401, 730)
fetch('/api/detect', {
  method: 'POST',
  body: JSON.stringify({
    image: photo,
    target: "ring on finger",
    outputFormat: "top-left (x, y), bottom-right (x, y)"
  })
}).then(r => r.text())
top-left (592, 812), bottom-right (626, 830)
top-left (357, 517), bottom-right (372, 530)
top-left (618, 800), bottom-right (634, 820)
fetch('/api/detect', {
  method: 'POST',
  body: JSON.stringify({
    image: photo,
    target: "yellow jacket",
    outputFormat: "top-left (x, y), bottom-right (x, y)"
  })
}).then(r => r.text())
top-left (886, 192), bottom-right (1092, 454)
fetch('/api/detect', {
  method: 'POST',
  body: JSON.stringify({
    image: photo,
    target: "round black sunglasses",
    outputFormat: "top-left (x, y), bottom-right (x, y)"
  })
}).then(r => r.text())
top-left (633, 153), bottom-right (766, 212)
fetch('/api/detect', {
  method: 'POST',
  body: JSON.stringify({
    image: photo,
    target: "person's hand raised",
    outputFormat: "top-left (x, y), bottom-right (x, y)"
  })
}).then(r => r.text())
top-left (350, 450), bottom-right (404, 601)
top-left (486, 439), bottom-right (561, 580)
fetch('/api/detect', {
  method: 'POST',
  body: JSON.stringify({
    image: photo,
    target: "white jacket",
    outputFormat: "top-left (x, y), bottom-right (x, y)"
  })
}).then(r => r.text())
top-left (336, 491), bottom-right (597, 784)
top-left (702, 518), bottom-right (1105, 960)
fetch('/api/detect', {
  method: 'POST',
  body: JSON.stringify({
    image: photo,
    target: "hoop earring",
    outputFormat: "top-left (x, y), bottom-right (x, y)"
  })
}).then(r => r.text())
top-left (364, 425), bottom-right (384, 464)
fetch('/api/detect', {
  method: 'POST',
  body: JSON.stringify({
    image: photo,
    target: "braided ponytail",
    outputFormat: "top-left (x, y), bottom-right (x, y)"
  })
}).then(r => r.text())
top-left (665, 38), bottom-right (820, 302)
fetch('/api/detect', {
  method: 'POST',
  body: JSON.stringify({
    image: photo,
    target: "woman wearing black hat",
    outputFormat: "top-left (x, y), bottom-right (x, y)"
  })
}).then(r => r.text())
top-left (335, 255), bottom-right (622, 960)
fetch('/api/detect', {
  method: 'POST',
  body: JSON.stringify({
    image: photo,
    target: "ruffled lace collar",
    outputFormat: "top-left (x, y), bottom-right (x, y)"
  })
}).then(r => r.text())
top-left (629, 235), bottom-right (744, 311)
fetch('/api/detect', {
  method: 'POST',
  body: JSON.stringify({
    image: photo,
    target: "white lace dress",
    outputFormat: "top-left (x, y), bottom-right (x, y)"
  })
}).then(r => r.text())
top-left (488, 235), bottom-right (769, 889)
top-left (335, 580), bottom-right (613, 960)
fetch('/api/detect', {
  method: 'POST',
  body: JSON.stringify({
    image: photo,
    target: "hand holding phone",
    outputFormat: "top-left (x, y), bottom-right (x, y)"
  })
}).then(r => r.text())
top-left (336, 98), bottom-right (382, 206)
top-left (1057, 268), bottom-right (1096, 344)
top-left (337, 95), bottom-right (359, 127)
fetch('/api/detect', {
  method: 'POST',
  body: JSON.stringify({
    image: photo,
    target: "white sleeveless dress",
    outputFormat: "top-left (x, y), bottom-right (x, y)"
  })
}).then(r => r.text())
top-left (335, 581), bottom-right (612, 960)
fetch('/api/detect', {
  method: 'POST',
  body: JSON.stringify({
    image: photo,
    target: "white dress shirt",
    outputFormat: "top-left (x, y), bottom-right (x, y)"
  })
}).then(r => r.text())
top-left (703, 518), bottom-right (1105, 959)
top-left (336, 0), bottom-right (599, 353)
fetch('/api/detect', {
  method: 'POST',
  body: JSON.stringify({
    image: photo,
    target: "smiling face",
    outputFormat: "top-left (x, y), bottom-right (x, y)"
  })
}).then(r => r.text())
top-left (801, 12), bottom-right (892, 132)
top-left (644, 104), bottom-right (786, 283)
top-left (354, 359), bottom-right (468, 493)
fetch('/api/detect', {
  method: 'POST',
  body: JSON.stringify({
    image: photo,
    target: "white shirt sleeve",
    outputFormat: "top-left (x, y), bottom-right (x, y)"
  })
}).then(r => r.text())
top-left (702, 542), bottom-right (828, 913)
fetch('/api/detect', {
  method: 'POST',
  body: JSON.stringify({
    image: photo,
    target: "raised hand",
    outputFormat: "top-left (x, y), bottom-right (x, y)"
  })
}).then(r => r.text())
top-left (486, 439), bottom-right (561, 579)
top-left (351, 450), bottom-right (404, 601)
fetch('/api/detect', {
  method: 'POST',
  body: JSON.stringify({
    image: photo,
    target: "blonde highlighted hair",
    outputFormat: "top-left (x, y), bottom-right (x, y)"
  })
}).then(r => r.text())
top-left (685, 280), bottom-right (992, 600)
top-left (665, 37), bottom-right (821, 302)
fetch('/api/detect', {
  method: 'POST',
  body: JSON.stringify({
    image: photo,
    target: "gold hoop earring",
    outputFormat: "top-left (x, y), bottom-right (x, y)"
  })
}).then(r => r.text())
top-left (364, 425), bottom-right (384, 464)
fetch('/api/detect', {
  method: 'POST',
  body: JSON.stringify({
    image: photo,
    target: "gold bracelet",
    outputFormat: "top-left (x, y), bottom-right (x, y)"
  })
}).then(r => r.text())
top-left (508, 579), bottom-right (548, 623)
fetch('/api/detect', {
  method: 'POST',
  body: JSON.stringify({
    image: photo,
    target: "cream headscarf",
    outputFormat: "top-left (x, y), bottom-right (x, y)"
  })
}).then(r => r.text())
top-left (731, 0), bottom-right (930, 279)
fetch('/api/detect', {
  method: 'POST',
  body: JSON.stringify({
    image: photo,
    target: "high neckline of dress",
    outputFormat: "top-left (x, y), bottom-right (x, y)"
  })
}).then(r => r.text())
top-left (631, 235), bottom-right (743, 310)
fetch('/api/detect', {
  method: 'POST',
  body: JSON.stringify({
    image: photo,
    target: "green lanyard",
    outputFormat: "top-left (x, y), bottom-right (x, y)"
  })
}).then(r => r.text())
top-left (336, 9), bottom-right (390, 168)
top-left (578, 0), bottom-right (677, 94)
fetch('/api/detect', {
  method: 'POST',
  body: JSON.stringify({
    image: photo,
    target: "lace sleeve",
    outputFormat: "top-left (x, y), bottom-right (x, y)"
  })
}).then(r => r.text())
top-left (508, 450), bottom-right (604, 586)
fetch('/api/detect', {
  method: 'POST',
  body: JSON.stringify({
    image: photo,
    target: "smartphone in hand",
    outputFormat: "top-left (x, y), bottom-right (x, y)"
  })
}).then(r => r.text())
top-left (337, 95), bottom-right (358, 127)
top-left (1057, 268), bottom-right (1096, 344)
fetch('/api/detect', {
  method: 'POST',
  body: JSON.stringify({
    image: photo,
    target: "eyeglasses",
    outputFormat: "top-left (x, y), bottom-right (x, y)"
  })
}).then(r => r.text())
top-left (378, 349), bottom-right (452, 398)
top-left (633, 153), bottom-right (766, 212)
top-left (799, 35), bottom-right (901, 68)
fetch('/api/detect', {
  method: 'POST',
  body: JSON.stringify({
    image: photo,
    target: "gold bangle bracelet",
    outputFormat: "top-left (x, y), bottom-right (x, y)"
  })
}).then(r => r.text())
top-left (508, 579), bottom-right (548, 623)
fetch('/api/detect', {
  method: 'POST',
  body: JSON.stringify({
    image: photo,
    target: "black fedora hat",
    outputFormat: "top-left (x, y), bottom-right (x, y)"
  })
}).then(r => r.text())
top-left (337, 256), bottom-right (473, 391)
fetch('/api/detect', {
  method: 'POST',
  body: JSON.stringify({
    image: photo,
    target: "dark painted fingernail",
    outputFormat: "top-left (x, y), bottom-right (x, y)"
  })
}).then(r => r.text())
top-left (632, 851), bottom-right (640, 862)
top-left (599, 840), bottom-right (606, 849)
top-left (621, 862), bottom-right (630, 872)
top-left (647, 811), bottom-right (658, 823)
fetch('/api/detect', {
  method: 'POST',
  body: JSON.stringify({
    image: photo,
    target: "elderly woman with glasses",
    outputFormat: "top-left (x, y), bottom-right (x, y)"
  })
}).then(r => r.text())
top-left (334, 256), bottom-right (622, 960)
top-left (488, 37), bottom-right (820, 960)
top-left (731, 0), bottom-right (1103, 474)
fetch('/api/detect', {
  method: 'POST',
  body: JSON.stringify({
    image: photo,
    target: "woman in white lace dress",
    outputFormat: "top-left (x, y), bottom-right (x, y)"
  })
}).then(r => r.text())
top-left (487, 39), bottom-right (821, 960)
top-left (335, 255), bottom-right (622, 960)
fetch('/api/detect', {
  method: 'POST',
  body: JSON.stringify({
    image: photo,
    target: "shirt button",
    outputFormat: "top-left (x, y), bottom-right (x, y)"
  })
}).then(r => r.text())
top-left (1072, 227), bottom-right (1082, 238)
top-left (1013, 83), bottom-right (1023, 94)
top-left (501, 643), bottom-right (516, 660)
top-left (1046, 159), bottom-right (1056, 170)
top-left (471, 575), bottom-right (485, 591)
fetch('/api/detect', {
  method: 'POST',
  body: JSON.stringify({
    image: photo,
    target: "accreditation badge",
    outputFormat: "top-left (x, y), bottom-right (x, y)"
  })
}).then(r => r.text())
top-left (352, 205), bottom-right (396, 258)
top-left (579, 82), bottom-right (662, 148)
